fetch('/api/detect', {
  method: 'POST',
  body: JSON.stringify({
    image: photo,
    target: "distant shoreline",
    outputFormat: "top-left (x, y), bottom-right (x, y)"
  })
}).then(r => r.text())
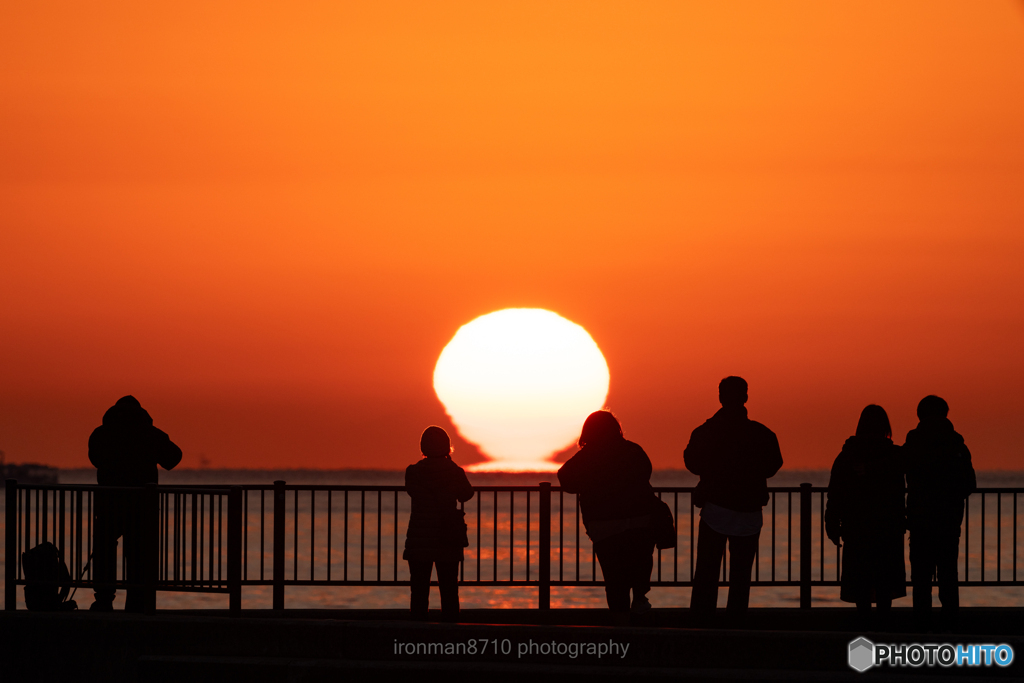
top-left (47, 466), bottom-right (1024, 473)
top-left (34, 467), bottom-right (1024, 488)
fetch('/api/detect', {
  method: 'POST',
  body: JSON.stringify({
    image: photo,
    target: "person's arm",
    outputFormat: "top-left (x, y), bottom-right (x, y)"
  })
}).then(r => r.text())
top-left (761, 429), bottom-right (784, 479)
top-left (901, 430), bottom-right (918, 488)
top-left (959, 443), bottom-right (977, 499)
top-left (557, 451), bottom-right (587, 494)
top-left (404, 464), bottom-right (422, 499)
top-left (893, 444), bottom-right (908, 533)
top-left (824, 455), bottom-right (844, 545)
top-left (153, 428), bottom-right (183, 471)
top-left (632, 443), bottom-right (653, 483)
top-left (453, 466), bottom-right (474, 503)
top-left (87, 427), bottom-right (108, 470)
top-left (682, 425), bottom-right (707, 475)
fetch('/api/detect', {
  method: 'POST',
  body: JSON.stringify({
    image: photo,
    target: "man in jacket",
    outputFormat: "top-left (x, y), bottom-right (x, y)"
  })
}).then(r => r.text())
top-left (89, 396), bottom-right (182, 612)
top-left (684, 377), bottom-right (783, 624)
top-left (905, 395), bottom-right (976, 631)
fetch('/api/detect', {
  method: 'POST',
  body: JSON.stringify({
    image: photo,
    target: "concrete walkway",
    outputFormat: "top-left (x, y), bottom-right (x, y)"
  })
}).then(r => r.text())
top-left (3, 609), bottom-right (1023, 682)
top-left (159, 606), bottom-right (1024, 634)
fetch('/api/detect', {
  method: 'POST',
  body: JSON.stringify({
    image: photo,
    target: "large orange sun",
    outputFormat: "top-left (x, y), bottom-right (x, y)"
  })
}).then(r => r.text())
top-left (433, 308), bottom-right (610, 472)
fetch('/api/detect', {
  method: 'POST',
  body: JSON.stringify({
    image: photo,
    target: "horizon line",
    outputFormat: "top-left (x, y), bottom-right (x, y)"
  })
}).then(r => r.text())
top-left (39, 465), bottom-right (1023, 473)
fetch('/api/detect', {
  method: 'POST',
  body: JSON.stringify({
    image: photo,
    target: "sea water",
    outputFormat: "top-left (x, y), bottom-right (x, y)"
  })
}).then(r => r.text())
top-left (2, 469), bottom-right (1023, 611)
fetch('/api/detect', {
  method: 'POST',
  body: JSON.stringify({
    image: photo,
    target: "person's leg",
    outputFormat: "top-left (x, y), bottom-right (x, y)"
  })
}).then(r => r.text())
top-left (936, 535), bottom-right (960, 631)
top-left (690, 520), bottom-right (727, 619)
top-left (91, 492), bottom-right (123, 609)
top-left (876, 598), bottom-right (892, 618)
top-left (630, 532), bottom-right (656, 611)
top-left (594, 535), bottom-right (631, 614)
top-left (909, 533), bottom-right (935, 631)
top-left (123, 491), bottom-right (153, 613)
top-left (408, 560), bottom-right (432, 618)
top-left (725, 531), bottom-right (759, 620)
top-left (435, 560), bottom-right (461, 620)
top-left (122, 520), bottom-right (140, 612)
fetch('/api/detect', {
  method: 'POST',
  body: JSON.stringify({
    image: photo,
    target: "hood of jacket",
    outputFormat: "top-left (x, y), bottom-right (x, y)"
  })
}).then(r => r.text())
top-left (102, 396), bottom-right (154, 430)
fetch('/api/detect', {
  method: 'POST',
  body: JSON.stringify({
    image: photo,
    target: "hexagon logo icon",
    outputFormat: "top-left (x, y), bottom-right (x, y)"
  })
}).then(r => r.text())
top-left (848, 637), bottom-right (875, 672)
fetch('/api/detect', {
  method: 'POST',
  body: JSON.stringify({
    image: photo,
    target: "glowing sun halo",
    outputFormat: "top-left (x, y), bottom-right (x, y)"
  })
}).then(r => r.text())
top-left (433, 309), bottom-right (610, 472)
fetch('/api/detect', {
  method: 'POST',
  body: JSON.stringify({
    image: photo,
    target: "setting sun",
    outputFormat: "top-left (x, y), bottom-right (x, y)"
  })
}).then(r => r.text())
top-left (433, 309), bottom-right (610, 472)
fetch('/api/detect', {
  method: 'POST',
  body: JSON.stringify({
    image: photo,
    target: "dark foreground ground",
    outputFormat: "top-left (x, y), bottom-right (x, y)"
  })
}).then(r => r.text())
top-left (3, 608), bottom-right (1023, 682)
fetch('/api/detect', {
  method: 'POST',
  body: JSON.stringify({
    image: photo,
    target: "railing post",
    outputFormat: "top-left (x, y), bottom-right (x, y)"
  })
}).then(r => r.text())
top-left (74, 490), bottom-right (83, 585)
top-left (144, 483), bottom-right (159, 615)
top-left (5, 480), bottom-right (17, 610)
top-left (799, 482), bottom-right (812, 609)
top-left (539, 482), bottom-right (551, 610)
top-left (227, 486), bottom-right (242, 615)
top-left (273, 480), bottom-right (286, 610)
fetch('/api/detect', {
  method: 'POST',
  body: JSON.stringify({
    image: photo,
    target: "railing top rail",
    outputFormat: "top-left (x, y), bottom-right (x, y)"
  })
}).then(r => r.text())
top-left (6, 479), bottom-right (1023, 496)
top-left (3, 480), bottom-right (233, 494)
top-left (281, 484), bottom-right (405, 492)
top-left (466, 485), bottom-right (554, 492)
top-left (152, 486), bottom-right (234, 494)
top-left (651, 486), bottom-right (813, 493)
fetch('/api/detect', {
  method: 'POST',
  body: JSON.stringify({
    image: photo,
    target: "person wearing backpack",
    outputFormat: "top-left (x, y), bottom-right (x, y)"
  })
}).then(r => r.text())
top-left (88, 395), bottom-right (182, 612)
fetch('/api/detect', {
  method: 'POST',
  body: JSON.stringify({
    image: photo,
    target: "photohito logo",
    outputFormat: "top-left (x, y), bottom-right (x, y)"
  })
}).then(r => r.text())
top-left (848, 637), bottom-right (1014, 672)
top-left (848, 637), bottom-right (874, 672)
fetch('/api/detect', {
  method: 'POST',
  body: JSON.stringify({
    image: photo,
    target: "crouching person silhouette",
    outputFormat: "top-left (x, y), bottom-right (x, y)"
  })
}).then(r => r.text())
top-left (905, 395), bottom-right (976, 632)
top-left (89, 396), bottom-right (182, 612)
top-left (685, 377), bottom-right (783, 626)
top-left (403, 426), bottom-right (474, 621)
top-left (558, 411), bottom-right (656, 626)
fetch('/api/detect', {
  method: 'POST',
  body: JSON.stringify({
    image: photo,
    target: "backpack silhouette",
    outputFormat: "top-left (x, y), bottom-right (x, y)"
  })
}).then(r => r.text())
top-left (22, 542), bottom-right (77, 611)
top-left (652, 495), bottom-right (677, 549)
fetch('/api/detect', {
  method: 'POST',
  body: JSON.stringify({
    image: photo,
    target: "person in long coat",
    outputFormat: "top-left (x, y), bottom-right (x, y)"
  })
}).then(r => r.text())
top-left (403, 426), bottom-right (474, 620)
top-left (825, 404), bottom-right (906, 624)
top-left (558, 411), bottom-right (656, 625)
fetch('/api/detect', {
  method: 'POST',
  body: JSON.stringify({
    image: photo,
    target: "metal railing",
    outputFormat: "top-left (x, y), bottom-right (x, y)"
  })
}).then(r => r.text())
top-left (5, 479), bottom-right (1022, 612)
top-left (4, 482), bottom-right (242, 611)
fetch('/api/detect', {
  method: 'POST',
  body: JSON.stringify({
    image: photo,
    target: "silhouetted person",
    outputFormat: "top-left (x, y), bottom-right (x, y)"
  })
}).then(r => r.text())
top-left (558, 411), bottom-right (656, 626)
top-left (684, 377), bottom-right (783, 625)
top-left (88, 396), bottom-right (181, 612)
top-left (825, 405), bottom-right (906, 628)
top-left (905, 395), bottom-right (976, 631)
top-left (403, 426), bottom-right (474, 621)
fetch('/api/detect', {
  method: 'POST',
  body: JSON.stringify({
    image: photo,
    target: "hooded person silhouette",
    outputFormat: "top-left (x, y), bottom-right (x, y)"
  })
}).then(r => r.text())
top-left (88, 396), bottom-right (181, 612)
top-left (904, 395), bottom-right (976, 631)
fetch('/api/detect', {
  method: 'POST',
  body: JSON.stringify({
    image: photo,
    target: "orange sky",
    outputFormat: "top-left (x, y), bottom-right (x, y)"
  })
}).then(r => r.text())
top-left (1, 1), bottom-right (1023, 471)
